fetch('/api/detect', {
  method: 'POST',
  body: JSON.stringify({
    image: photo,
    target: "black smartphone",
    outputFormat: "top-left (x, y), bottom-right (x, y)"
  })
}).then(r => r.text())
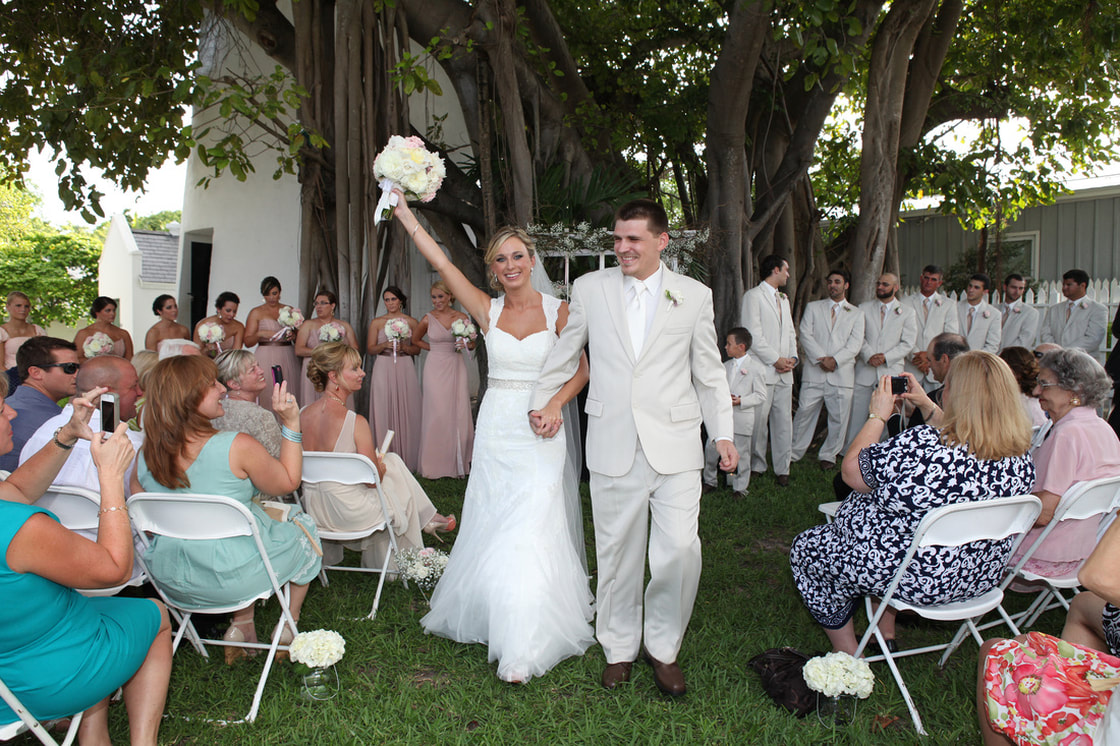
top-left (890, 375), bottom-right (908, 395)
top-left (100, 392), bottom-right (119, 432)
top-left (272, 365), bottom-right (284, 385)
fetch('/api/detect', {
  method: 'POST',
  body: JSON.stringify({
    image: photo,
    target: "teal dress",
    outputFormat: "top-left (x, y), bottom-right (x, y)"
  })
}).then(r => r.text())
top-left (137, 431), bottom-right (321, 609)
top-left (0, 501), bottom-right (161, 722)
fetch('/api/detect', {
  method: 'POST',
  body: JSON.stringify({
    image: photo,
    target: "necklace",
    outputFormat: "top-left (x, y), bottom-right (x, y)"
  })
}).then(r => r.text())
top-left (326, 391), bottom-right (348, 407)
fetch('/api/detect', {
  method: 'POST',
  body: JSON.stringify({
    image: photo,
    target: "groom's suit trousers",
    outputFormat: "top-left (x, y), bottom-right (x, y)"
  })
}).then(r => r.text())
top-left (591, 443), bottom-right (701, 666)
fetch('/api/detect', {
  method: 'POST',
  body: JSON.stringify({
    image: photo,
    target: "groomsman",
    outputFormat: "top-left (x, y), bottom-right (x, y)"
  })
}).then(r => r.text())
top-left (1039, 268), bottom-right (1109, 353)
top-left (702, 328), bottom-right (767, 497)
top-left (957, 273), bottom-right (1001, 353)
top-left (791, 269), bottom-right (864, 471)
top-left (845, 273), bottom-right (917, 449)
top-left (739, 255), bottom-right (797, 486)
top-left (902, 265), bottom-right (958, 391)
top-left (999, 273), bottom-right (1040, 350)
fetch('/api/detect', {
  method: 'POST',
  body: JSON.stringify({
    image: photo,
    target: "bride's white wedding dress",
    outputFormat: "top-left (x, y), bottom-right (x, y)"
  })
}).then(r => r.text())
top-left (420, 294), bottom-right (595, 682)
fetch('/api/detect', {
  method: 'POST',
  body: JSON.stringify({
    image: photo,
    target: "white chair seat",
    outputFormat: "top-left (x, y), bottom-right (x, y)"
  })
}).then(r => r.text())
top-left (890, 586), bottom-right (1006, 621)
top-left (0, 674), bottom-right (82, 745)
top-left (818, 501), bottom-right (841, 523)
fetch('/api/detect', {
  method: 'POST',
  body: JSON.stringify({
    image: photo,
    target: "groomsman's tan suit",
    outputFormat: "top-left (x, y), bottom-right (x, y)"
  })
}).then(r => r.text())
top-left (1039, 297), bottom-right (1109, 352)
top-left (739, 282), bottom-right (797, 475)
top-left (1000, 300), bottom-right (1040, 350)
top-left (532, 262), bottom-right (732, 671)
top-left (958, 299), bottom-right (1002, 353)
top-left (845, 298), bottom-right (917, 448)
top-left (703, 353), bottom-right (767, 493)
top-left (902, 291), bottom-right (957, 389)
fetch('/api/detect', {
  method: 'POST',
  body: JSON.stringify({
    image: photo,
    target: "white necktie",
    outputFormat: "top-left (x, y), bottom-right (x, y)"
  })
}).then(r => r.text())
top-left (629, 281), bottom-right (648, 356)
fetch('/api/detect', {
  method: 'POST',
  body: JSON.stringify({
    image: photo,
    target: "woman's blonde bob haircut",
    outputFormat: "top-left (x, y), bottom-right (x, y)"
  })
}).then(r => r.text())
top-left (939, 350), bottom-right (1031, 460)
top-left (307, 342), bottom-right (362, 393)
top-left (483, 227), bottom-right (536, 291)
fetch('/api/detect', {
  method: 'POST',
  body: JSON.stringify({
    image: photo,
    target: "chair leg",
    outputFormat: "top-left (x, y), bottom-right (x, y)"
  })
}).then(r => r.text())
top-left (367, 543), bottom-right (393, 620)
top-left (875, 625), bottom-right (927, 736)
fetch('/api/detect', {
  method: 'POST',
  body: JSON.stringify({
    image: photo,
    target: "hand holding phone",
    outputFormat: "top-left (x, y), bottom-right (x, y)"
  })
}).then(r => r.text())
top-left (100, 393), bottom-right (119, 433)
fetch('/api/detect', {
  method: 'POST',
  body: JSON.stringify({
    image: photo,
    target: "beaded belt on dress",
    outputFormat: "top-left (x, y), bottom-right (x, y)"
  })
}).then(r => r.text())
top-left (487, 378), bottom-right (534, 391)
top-left (256, 340), bottom-right (292, 346)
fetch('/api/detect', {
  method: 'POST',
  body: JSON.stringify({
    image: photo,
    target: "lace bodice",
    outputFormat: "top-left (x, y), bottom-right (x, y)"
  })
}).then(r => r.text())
top-left (484, 295), bottom-right (561, 382)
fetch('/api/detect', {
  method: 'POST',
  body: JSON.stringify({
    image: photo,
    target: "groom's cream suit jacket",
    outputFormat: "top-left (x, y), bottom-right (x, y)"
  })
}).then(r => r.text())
top-left (531, 266), bottom-right (733, 477)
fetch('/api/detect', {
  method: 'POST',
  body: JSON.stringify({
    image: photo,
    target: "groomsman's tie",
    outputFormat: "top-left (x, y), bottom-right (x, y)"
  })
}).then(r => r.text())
top-left (628, 281), bottom-right (649, 356)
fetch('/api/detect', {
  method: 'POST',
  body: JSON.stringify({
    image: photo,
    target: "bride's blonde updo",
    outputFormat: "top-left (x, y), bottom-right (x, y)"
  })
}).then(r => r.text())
top-left (307, 342), bottom-right (362, 392)
top-left (483, 227), bottom-right (535, 291)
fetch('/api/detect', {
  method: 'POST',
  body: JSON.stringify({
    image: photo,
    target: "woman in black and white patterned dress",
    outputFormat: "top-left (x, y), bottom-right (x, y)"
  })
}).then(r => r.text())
top-left (790, 351), bottom-right (1036, 654)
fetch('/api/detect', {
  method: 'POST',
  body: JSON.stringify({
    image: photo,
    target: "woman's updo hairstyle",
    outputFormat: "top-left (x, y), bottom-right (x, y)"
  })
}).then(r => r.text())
top-left (307, 342), bottom-right (362, 393)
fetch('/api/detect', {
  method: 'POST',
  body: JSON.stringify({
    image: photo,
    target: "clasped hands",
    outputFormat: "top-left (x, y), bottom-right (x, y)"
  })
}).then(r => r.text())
top-left (528, 404), bottom-right (563, 439)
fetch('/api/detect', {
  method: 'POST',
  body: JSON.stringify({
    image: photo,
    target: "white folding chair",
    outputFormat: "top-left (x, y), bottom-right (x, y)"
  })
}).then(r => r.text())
top-left (1029, 421), bottom-right (1051, 454)
top-left (300, 452), bottom-right (400, 620)
top-left (0, 673), bottom-right (82, 746)
top-left (127, 492), bottom-right (300, 724)
top-left (818, 501), bottom-right (841, 523)
top-left (853, 495), bottom-right (1042, 736)
top-left (1002, 475), bottom-right (1120, 629)
top-left (36, 485), bottom-right (148, 596)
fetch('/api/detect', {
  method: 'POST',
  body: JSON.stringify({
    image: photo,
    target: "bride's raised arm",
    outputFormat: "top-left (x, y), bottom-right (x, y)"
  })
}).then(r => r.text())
top-left (391, 192), bottom-right (492, 331)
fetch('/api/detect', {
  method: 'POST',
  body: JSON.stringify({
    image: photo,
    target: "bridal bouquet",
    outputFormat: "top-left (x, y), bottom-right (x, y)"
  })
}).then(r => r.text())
top-left (801, 651), bottom-right (874, 699)
top-left (271, 306), bottom-right (304, 341)
top-left (318, 322), bottom-right (344, 343)
top-left (450, 318), bottom-right (477, 359)
top-left (384, 317), bottom-right (411, 362)
top-left (372, 135), bottom-right (446, 224)
top-left (396, 546), bottom-right (449, 593)
top-left (83, 331), bottom-right (115, 358)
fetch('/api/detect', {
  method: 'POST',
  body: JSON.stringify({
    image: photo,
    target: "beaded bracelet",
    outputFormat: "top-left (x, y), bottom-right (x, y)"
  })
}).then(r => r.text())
top-left (280, 424), bottom-right (303, 443)
top-left (52, 427), bottom-right (75, 450)
top-left (98, 505), bottom-right (128, 517)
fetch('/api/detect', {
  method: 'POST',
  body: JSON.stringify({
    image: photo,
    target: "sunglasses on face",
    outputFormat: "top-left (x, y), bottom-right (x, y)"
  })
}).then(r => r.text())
top-left (39, 362), bottom-right (80, 374)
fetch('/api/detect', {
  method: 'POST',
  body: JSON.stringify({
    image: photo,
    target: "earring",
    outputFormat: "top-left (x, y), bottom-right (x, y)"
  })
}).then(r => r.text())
top-left (1072, 397), bottom-right (1081, 406)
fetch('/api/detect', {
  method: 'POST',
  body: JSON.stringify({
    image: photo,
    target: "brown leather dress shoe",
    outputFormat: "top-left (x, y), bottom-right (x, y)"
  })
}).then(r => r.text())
top-left (644, 650), bottom-right (686, 696)
top-left (819, 460), bottom-right (835, 471)
top-left (776, 474), bottom-right (789, 487)
top-left (601, 661), bottom-right (633, 690)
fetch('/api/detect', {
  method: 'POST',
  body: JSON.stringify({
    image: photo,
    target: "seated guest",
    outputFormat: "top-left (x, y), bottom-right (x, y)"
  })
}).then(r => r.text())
top-left (1008, 348), bottom-right (1120, 578)
top-left (0, 337), bottom-right (79, 473)
top-left (213, 350), bottom-right (280, 457)
top-left (978, 517), bottom-right (1120, 745)
top-left (998, 346), bottom-right (1048, 427)
top-left (131, 355), bottom-right (321, 661)
top-left (889, 332), bottom-right (968, 435)
top-left (157, 339), bottom-right (203, 359)
top-left (790, 352), bottom-right (1035, 653)
top-left (0, 380), bottom-right (172, 745)
top-left (300, 343), bottom-right (454, 568)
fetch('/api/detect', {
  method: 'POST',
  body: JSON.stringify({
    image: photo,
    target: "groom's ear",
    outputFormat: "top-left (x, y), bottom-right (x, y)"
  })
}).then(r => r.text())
top-left (656, 232), bottom-right (669, 252)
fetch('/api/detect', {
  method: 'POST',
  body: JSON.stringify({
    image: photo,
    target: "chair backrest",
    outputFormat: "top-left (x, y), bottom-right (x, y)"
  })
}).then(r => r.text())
top-left (35, 485), bottom-right (103, 533)
top-left (301, 452), bottom-right (380, 486)
top-left (127, 492), bottom-right (256, 541)
top-left (914, 495), bottom-right (1043, 549)
top-left (1052, 476), bottom-right (1120, 523)
top-left (1029, 422), bottom-right (1051, 453)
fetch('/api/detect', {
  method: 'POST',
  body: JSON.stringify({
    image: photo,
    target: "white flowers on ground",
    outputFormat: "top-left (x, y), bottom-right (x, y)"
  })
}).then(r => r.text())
top-left (318, 322), bottom-right (344, 343)
top-left (384, 318), bottom-right (411, 341)
top-left (83, 331), bottom-right (114, 357)
top-left (197, 322), bottom-right (224, 344)
top-left (288, 629), bottom-right (345, 669)
top-left (802, 652), bottom-right (874, 699)
top-left (396, 546), bottom-right (449, 592)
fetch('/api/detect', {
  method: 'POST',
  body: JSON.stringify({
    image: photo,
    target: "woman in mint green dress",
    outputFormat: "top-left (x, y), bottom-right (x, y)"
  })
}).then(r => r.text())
top-left (133, 355), bottom-right (320, 661)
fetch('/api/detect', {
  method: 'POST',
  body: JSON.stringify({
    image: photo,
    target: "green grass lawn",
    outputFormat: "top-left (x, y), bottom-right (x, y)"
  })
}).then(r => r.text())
top-left (65, 460), bottom-right (1064, 744)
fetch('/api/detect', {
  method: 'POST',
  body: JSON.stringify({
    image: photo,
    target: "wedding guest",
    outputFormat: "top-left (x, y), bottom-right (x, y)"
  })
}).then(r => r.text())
top-left (144, 294), bottom-right (190, 353)
top-left (131, 350), bottom-right (159, 391)
top-left (1038, 268), bottom-right (1109, 353)
top-left (74, 297), bottom-right (134, 362)
top-left (0, 290), bottom-right (46, 372)
top-left (366, 285), bottom-right (422, 470)
top-left (790, 352), bottom-right (1035, 654)
top-left (213, 350), bottom-right (281, 457)
top-left (414, 281), bottom-right (474, 478)
top-left (1106, 302), bottom-right (1120, 441)
top-left (998, 273), bottom-right (1040, 350)
top-left (157, 339), bottom-right (203, 359)
top-left (0, 380), bottom-right (171, 746)
top-left (998, 346), bottom-right (1048, 427)
top-left (294, 289), bottom-right (359, 407)
top-left (902, 265), bottom-right (958, 392)
top-left (193, 291), bottom-right (245, 356)
top-left (132, 355), bottom-right (321, 661)
top-left (244, 277), bottom-right (302, 413)
top-left (300, 343), bottom-right (453, 568)
top-left (1007, 348), bottom-right (1120, 578)
top-left (0, 337), bottom-right (79, 473)
top-left (957, 273), bottom-right (1002, 353)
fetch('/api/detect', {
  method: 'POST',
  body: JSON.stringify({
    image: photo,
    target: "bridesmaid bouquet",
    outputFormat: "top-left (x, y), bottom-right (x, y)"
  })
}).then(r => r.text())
top-left (271, 306), bottom-right (304, 341)
top-left (450, 318), bottom-right (477, 359)
top-left (198, 321), bottom-right (225, 356)
top-left (83, 331), bottom-right (115, 358)
top-left (396, 547), bottom-right (449, 600)
top-left (385, 317), bottom-right (411, 363)
top-left (318, 322), bottom-right (344, 343)
top-left (372, 135), bottom-right (446, 225)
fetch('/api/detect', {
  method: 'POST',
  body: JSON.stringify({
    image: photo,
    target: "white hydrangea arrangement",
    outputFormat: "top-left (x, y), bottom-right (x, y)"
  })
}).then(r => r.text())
top-left (318, 322), bottom-right (344, 343)
top-left (83, 331), bottom-right (115, 358)
top-left (384, 318), bottom-right (411, 341)
top-left (450, 318), bottom-right (477, 342)
top-left (396, 547), bottom-right (449, 592)
top-left (288, 629), bottom-right (346, 669)
top-left (802, 652), bottom-right (874, 699)
top-left (197, 321), bottom-right (224, 344)
top-left (277, 306), bottom-right (304, 329)
top-left (373, 135), bottom-right (446, 224)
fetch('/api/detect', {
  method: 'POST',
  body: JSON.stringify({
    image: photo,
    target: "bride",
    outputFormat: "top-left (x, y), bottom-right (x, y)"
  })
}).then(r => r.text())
top-left (392, 192), bottom-right (594, 683)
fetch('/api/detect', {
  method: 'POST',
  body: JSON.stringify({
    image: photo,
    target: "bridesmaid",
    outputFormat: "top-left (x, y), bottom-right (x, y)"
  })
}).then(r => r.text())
top-left (144, 294), bottom-right (191, 353)
top-left (74, 297), bottom-right (133, 361)
top-left (244, 277), bottom-right (302, 413)
top-left (366, 285), bottom-right (422, 471)
top-left (0, 291), bottom-right (46, 371)
top-left (414, 281), bottom-right (475, 478)
top-left (193, 292), bottom-right (245, 357)
top-left (294, 289), bottom-right (359, 406)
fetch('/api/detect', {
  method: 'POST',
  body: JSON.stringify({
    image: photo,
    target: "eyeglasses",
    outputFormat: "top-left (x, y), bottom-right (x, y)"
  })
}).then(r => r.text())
top-left (1036, 381), bottom-right (1061, 389)
top-left (39, 362), bottom-right (79, 374)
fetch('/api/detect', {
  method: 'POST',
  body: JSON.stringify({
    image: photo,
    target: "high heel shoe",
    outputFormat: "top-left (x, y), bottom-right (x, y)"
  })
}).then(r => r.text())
top-left (274, 622), bottom-right (296, 661)
top-left (423, 513), bottom-right (457, 542)
top-left (222, 621), bottom-right (258, 665)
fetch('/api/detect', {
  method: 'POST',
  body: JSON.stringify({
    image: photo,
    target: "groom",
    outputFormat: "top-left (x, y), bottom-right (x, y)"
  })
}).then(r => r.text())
top-left (530, 199), bottom-right (737, 696)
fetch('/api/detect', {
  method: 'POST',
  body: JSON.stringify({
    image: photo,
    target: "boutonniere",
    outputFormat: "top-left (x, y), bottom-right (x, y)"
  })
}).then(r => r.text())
top-left (1012, 305), bottom-right (1022, 314)
top-left (1078, 300), bottom-right (1088, 310)
top-left (777, 291), bottom-right (788, 302)
top-left (934, 297), bottom-right (943, 307)
top-left (665, 289), bottom-right (683, 306)
top-left (843, 304), bottom-right (853, 312)
top-left (982, 309), bottom-right (991, 319)
top-left (893, 306), bottom-right (902, 315)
